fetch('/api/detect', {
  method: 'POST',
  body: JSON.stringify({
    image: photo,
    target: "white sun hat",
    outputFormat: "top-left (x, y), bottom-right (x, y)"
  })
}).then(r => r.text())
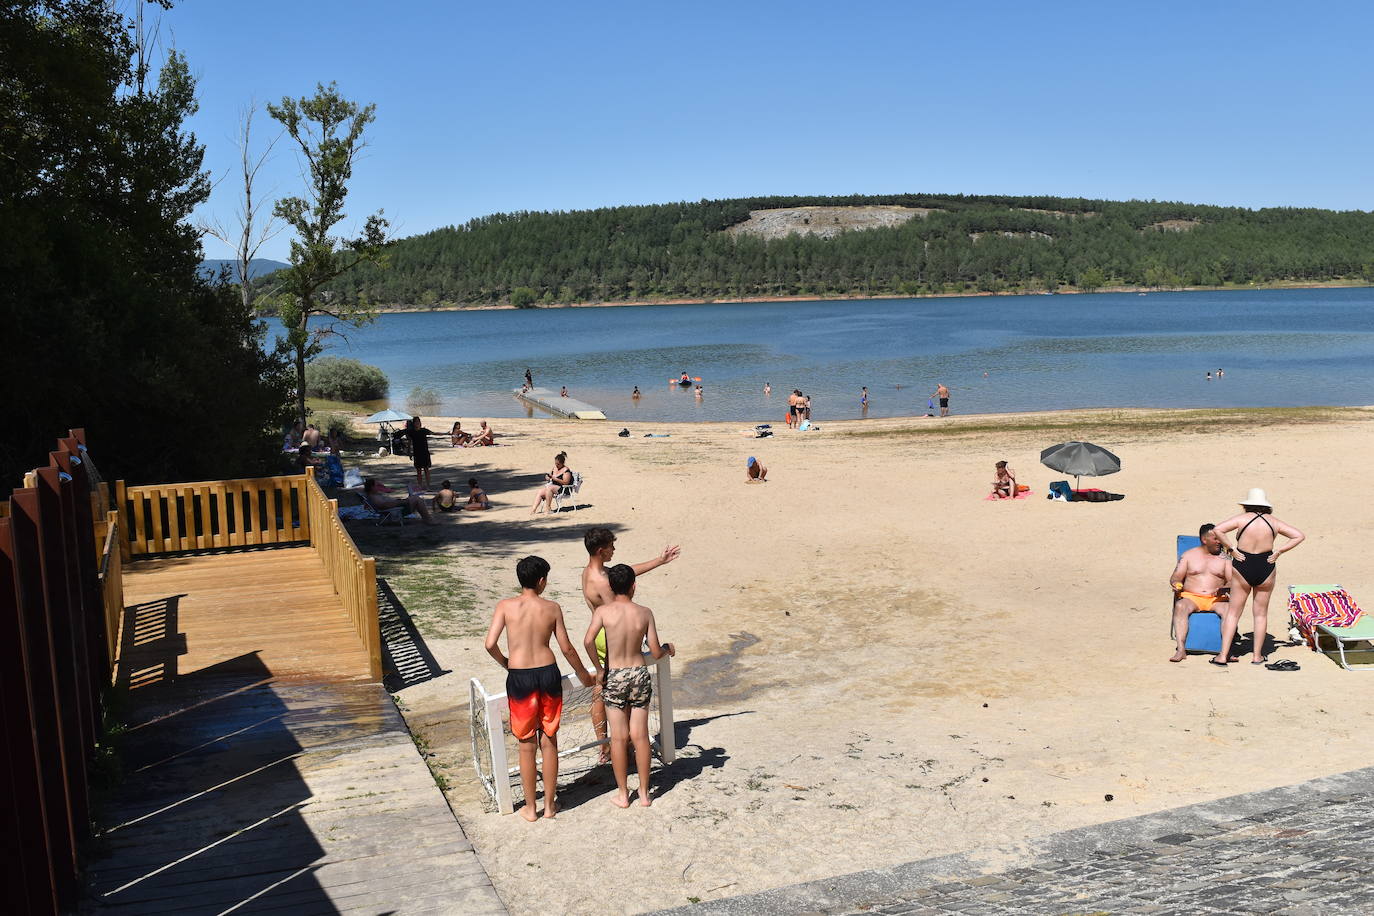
top-left (1239, 487), bottom-right (1273, 509)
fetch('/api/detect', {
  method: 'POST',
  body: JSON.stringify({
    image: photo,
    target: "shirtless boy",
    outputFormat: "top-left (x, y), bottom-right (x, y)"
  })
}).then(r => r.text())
top-left (484, 556), bottom-right (595, 821)
top-left (582, 528), bottom-right (680, 760)
top-left (583, 564), bottom-right (675, 808)
top-left (1169, 523), bottom-right (1232, 663)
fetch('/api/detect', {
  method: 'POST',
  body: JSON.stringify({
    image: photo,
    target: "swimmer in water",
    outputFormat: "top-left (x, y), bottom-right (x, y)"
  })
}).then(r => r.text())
top-left (694, 384), bottom-right (703, 399)
top-left (632, 386), bottom-right (641, 400)
top-left (764, 382), bottom-right (771, 395)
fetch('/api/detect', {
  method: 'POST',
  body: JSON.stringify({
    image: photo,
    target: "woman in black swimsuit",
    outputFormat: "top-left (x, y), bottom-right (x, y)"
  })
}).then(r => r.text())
top-left (1211, 489), bottom-right (1305, 667)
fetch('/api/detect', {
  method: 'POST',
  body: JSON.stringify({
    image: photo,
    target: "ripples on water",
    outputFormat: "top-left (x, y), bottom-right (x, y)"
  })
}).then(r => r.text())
top-left (268, 288), bottom-right (1374, 422)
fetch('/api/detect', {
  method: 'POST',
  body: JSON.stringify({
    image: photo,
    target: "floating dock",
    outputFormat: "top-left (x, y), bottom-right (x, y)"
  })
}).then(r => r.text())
top-left (514, 387), bottom-right (607, 420)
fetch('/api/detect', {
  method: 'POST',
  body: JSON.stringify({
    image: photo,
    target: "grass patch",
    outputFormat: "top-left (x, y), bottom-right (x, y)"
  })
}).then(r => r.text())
top-left (305, 396), bottom-right (388, 416)
top-left (843, 406), bottom-right (1370, 441)
top-left (374, 554), bottom-right (487, 639)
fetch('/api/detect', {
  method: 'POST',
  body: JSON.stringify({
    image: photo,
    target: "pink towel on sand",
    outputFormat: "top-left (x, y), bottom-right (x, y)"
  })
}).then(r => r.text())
top-left (984, 490), bottom-right (1031, 501)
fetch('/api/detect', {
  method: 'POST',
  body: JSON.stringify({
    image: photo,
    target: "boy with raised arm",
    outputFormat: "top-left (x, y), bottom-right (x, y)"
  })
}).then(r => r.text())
top-left (582, 528), bottom-right (679, 760)
top-left (485, 555), bottom-right (594, 821)
top-left (583, 564), bottom-right (675, 808)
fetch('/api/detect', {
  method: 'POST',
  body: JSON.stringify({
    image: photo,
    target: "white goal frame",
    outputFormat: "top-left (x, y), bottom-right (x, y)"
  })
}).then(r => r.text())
top-left (470, 654), bottom-right (676, 814)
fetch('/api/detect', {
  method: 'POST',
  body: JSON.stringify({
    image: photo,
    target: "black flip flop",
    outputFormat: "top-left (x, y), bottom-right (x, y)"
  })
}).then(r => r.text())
top-left (1208, 658), bottom-right (1229, 667)
top-left (1265, 660), bottom-right (1301, 671)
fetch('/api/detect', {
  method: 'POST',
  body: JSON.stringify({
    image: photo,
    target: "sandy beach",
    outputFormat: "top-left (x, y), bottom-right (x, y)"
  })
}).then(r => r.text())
top-left (340, 406), bottom-right (1374, 914)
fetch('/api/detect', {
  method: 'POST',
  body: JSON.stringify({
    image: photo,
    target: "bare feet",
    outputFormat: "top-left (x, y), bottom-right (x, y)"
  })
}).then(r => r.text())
top-left (1169, 649), bottom-right (1187, 663)
top-left (543, 799), bottom-right (558, 819)
top-left (610, 792), bottom-right (631, 809)
top-left (518, 804), bottom-right (538, 822)
top-left (639, 790), bottom-right (652, 808)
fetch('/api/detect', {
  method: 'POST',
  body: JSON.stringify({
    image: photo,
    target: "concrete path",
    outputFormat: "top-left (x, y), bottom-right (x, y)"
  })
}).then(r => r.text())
top-left (660, 764), bottom-right (1374, 916)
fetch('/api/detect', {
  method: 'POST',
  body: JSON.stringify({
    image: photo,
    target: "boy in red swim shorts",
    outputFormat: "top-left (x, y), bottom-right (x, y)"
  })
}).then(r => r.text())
top-left (485, 555), bottom-right (594, 821)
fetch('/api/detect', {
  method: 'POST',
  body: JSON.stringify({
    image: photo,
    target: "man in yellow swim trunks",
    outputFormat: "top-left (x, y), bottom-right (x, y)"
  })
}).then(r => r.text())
top-left (581, 528), bottom-right (680, 761)
top-left (1169, 523), bottom-right (1233, 663)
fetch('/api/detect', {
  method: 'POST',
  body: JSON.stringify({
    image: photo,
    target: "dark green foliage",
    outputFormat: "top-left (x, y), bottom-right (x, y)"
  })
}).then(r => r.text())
top-left (0, 0), bottom-right (290, 494)
top-left (304, 193), bottom-right (1374, 306)
top-left (304, 357), bottom-right (389, 401)
top-left (308, 410), bottom-right (354, 442)
top-left (509, 286), bottom-right (537, 308)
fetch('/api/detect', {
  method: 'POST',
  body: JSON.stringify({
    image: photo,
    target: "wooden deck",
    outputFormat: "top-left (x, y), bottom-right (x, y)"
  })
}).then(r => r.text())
top-left (83, 548), bottom-right (504, 914)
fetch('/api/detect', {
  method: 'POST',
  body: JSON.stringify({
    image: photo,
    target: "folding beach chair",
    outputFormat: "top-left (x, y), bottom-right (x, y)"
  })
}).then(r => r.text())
top-left (1288, 585), bottom-right (1374, 671)
top-left (357, 490), bottom-right (406, 526)
top-left (1169, 535), bottom-right (1222, 654)
top-left (552, 471), bottom-right (584, 513)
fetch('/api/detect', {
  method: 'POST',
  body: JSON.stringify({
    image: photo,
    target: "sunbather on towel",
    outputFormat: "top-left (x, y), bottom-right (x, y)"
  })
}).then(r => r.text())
top-left (1169, 523), bottom-right (1232, 663)
top-left (990, 460), bottom-right (1017, 498)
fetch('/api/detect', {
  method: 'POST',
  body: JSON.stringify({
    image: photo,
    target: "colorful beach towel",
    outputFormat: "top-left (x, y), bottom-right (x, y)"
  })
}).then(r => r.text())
top-left (984, 490), bottom-right (1032, 501)
top-left (1288, 588), bottom-right (1363, 629)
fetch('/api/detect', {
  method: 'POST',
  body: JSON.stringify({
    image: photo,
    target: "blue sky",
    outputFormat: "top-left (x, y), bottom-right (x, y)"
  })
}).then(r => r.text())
top-left (162, 0), bottom-right (1374, 261)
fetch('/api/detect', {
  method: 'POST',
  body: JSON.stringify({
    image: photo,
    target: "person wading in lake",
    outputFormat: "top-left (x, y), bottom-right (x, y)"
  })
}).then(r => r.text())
top-left (1211, 489), bottom-right (1306, 666)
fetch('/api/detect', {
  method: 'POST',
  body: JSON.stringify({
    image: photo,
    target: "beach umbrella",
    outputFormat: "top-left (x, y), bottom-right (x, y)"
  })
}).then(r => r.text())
top-left (1039, 440), bottom-right (1121, 489)
top-left (363, 408), bottom-right (413, 424)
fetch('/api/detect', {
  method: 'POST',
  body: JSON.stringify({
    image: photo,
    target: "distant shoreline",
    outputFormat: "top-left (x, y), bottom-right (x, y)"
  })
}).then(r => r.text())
top-left (307, 278), bottom-right (1372, 316)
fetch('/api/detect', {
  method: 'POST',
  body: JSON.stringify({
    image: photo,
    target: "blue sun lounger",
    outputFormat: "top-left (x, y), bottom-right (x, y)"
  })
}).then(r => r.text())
top-left (1170, 535), bottom-right (1222, 654)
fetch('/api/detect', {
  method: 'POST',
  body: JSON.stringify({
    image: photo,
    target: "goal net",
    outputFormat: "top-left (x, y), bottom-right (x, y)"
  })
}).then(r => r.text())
top-left (470, 655), bottom-right (676, 814)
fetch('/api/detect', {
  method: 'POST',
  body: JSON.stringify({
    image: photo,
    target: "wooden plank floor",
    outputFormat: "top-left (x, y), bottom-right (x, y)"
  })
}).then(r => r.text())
top-left (83, 548), bottom-right (505, 915)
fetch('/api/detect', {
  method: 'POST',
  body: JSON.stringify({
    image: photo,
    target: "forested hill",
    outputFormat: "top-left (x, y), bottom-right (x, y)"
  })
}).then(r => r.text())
top-left (303, 194), bottom-right (1374, 307)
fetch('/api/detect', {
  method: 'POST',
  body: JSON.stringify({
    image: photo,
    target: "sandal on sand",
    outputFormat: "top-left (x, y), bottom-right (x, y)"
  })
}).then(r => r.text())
top-left (1266, 660), bottom-right (1301, 671)
top-left (1208, 658), bottom-right (1229, 667)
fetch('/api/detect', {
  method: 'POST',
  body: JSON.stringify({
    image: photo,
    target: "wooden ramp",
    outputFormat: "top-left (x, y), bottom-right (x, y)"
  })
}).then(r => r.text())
top-left (514, 386), bottom-right (607, 419)
top-left (83, 549), bottom-right (504, 915)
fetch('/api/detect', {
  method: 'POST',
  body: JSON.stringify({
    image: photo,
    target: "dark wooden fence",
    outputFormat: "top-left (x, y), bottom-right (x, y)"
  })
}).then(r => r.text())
top-left (1, 429), bottom-right (115, 915)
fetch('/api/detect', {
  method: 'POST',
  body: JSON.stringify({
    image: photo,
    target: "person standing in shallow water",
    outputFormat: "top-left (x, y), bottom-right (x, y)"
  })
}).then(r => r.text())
top-left (524, 368), bottom-right (533, 388)
top-left (933, 382), bottom-right (950, 417)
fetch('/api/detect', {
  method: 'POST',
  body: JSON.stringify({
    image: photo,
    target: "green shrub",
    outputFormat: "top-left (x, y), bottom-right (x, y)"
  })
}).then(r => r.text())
top-left (308, 410), bottom-right (355, 442)
top-left (510, 286), bottom-right (537, 308)
top-left (406, 386), bottom-right (440, 410)
top-left (304, 356), bottom-right (389, 401)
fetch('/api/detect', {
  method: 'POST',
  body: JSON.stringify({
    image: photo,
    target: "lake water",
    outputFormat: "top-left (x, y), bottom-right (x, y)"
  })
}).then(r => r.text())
top-left (274, 288), bottom-right (1374, 422)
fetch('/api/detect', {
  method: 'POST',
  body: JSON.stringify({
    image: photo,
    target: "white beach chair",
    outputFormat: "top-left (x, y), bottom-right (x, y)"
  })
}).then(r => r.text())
top-left (552, 471), bottom-right (584, 513)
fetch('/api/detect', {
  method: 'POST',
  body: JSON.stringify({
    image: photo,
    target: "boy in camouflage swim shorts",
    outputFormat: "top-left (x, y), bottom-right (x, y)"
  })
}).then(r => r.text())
top-left (583, 564), bottom-right (676, 808)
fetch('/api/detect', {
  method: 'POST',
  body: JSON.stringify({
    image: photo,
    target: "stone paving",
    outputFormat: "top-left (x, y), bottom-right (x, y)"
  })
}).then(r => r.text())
top-left (847, 793), bottom-right (1374, 915)
top-left (660, 765), bottom-right (1374, 916)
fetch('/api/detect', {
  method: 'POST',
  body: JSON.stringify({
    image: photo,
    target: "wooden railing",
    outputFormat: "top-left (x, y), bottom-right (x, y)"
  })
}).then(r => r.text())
top-left (97, 512), bottom-right (123, 668)
top-left (2, 428), bottom-right (109, 914)
top-left (115, 475), bottom-right (311, 557)
top-left (303, 470), bottom-right (382, 679)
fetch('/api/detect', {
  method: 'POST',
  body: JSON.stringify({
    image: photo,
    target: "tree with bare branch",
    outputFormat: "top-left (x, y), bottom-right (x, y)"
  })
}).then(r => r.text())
top-left (268, 81), bottom-right (390, 428)
top-left (201, 102), bottom-right (283, 310)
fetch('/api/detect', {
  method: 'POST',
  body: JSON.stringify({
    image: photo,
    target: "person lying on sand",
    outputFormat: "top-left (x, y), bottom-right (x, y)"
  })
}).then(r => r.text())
top-left (485, 556), bottom-right (595, 821)
top-left (746, 456), bottom-right (768, 482)
top-left (990, 460), bottom-right (1016, 498)
top-left (583, 564), bottom-right (675, 809)
top-left (1169, 523), bottom-right (1232, 663)
top-left (363, 478), bottom-right (435, 524)
top-left (465, 478), bottom-right (490, 510)
top-left (582, 528), bottom-right (680, 762)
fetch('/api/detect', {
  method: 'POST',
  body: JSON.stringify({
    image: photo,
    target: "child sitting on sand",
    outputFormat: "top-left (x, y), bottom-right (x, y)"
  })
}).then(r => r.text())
top-left (583, 564), bottom-right (675, 809)
top-left (484, 556), bottom-right (595, 821)
top-left (746, 456), bottom-right (768, 483)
